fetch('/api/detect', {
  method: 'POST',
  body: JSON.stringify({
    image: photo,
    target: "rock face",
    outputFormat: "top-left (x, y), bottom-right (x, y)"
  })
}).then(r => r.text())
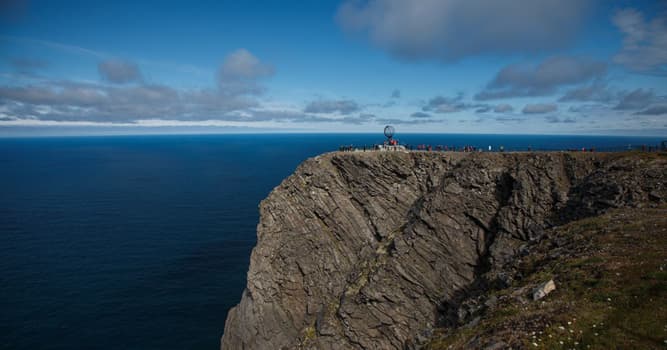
top-left (221, 152), bottom-right (666, 350)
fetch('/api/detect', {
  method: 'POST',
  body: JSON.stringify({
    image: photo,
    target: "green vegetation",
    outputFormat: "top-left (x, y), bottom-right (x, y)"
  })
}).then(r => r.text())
top-left (426, 206), bottom-right (667, 349)
top-left (303, 325), bottom-right (316, 340)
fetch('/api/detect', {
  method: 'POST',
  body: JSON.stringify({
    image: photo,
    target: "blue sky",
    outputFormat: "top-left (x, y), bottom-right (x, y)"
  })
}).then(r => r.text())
top-left (0, 0), bottom-right (666, 135)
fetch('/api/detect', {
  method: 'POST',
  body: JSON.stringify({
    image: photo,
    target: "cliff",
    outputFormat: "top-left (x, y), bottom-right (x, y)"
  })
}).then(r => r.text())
top-left (221, 151), bottom-right (667, 350)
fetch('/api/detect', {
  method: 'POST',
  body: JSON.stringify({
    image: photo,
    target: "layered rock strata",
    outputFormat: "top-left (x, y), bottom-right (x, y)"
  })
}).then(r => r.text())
top-left (221, 152), bottom-right (666, 350)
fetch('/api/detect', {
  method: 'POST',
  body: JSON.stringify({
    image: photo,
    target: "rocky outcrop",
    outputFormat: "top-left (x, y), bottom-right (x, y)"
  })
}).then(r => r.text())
top-left (221, 152), bottom-right (666, 350)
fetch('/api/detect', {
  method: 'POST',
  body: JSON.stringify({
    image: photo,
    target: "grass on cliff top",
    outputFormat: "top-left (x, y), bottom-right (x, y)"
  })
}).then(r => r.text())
top-left (426, 205), bottom-right (667, 350)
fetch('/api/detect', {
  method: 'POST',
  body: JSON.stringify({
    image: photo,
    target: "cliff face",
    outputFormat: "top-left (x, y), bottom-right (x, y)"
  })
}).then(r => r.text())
top-left (221, 152), bottom-right (666, 350)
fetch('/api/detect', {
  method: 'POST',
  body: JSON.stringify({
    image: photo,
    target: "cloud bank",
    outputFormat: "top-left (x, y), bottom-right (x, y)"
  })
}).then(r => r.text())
top-left (558, 82), bottom-right (615, 103)
top-left (0, 49), bottom-right (287, 124)
top-left (614, 88), bottom-right (655, 110)
top-left (422, 93), bottom-right (467, 113)
top-left (635, 105), bottom-right (667, 115)
top-left (337, 0), bottom-right (593, 61)
top-left (304, 99), bottom-right (361, 115)
top-left (475, 56), bottom-right (607, 100)
top-left (522, 103), bottom-right (557, 114)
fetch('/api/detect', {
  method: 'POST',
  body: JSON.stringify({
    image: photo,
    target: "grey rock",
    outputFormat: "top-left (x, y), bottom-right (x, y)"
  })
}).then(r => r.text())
top-left (484, 295), bottom-right (498, 309)
top-left (221, 152), bottom-right (667, 349)
top-left (532, 279), bottom-right (557, 301)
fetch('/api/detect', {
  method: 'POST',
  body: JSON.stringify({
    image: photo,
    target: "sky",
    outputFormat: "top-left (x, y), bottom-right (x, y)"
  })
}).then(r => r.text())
top-left (0, 0), bottom-right (666, 136)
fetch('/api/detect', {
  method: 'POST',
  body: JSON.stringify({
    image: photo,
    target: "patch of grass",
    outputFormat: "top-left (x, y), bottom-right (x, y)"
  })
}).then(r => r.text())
top-left (426, 206), bottom-right (667, 349)
top-left (303, 325), bottom-right (316, 340)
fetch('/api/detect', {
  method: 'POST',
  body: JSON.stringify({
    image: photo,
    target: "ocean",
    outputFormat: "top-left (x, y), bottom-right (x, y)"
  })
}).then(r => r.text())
top-left (0, 133), bottom-right (664, 350)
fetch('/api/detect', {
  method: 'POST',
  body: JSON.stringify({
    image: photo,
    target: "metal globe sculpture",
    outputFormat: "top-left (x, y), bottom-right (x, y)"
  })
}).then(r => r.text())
top-left (384, 125), bottom-right (395, 140)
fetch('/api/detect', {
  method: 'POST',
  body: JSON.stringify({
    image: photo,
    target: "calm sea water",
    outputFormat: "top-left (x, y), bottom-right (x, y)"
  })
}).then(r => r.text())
top-left (0, 133), bottom-right (664, 350)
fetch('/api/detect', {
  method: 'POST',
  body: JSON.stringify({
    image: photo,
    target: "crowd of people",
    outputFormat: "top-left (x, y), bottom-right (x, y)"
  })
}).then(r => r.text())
top-left (413, 145), bottom-right (481, 152)
top-left (338, 144), bottom-right (498, 152)
top-left (337, 142), bottom-right (666, 153)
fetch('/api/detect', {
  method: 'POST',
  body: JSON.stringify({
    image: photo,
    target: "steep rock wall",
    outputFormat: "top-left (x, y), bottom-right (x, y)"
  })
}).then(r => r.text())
top-left (221, 152), bottom-right (666, 350)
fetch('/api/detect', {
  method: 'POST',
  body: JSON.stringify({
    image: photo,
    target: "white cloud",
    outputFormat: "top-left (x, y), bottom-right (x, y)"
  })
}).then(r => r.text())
top-left (0, 48), bottom-right (281, 123)
top-left (475, 56), bottom-right (607, 100)
top-left (217, 49), bottom-right (275, 96)
top-left (337, 0), bottom-right (593, 61)
top-left (0, 81), bottom-right (257, 122)
top-left (613, 8), bottom-right (667, 75)
top-left (98, 59), bottom-right (143, 84)
top-left (219, 48), bottom-right (274, 80)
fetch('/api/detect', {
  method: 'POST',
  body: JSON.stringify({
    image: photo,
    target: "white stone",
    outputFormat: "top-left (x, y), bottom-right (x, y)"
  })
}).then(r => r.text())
top-left (533, 279), bottom-right (556, 300)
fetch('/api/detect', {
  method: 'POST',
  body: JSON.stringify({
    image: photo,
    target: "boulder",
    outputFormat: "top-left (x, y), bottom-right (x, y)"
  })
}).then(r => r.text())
top-left (532, 279), bottom-right (557, 301)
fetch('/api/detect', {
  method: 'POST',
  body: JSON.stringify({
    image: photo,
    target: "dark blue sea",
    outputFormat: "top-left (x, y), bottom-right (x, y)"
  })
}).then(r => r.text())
top-left (0, 133), bottom-right (664, 350)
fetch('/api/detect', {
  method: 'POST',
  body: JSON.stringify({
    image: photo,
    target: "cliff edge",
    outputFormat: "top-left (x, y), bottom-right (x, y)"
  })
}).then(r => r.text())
top-left (221, 151), bottom-right (667, 349)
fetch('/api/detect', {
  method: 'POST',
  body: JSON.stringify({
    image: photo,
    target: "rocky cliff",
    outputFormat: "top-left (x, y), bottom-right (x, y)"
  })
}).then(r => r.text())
top-left (221, 152), bottom-right (666, 350)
